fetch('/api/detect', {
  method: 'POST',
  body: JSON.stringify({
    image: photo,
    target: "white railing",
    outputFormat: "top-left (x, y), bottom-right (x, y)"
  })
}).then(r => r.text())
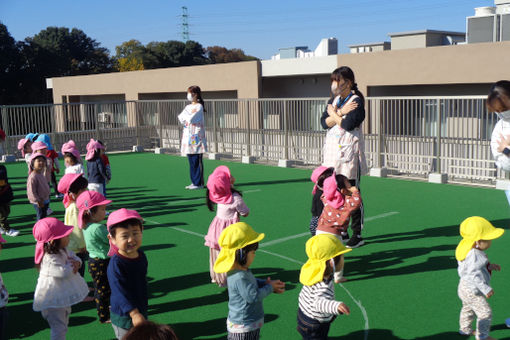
top-left (1, 96), bottom-right (503, 186)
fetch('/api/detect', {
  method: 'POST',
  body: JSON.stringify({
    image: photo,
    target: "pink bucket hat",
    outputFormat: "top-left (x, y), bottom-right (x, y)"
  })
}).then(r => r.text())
top-left (311, 166), bottom-right (331, 194)
top-left (32, 217), bottom-right (74, 264)
top-left (85, 139), bottom-right (104, 161)
top-left (323, 175), bottom-right (345, 209)
top-left (31, 141), bottom-right (47, 152)
top-left (61, 140), bottom-right (82, 163)
top-left (28, 153), bottom-right (47, 171)
top-left (76, 191), bottom-right (112, 229)
top-left (58, 173), bottom-right (84, 208)
top-left (106, 208), bottom-right (143, 256)
top-left (207, 166), bottom-right (233, 204)
top-left (17, 138), bottom-right (30, 157)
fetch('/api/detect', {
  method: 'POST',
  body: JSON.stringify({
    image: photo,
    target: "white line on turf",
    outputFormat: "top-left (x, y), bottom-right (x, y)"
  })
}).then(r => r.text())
top-left (145, 218), bottom-right (370, 339)
top-left (260, 211), bottom-right (400, 248)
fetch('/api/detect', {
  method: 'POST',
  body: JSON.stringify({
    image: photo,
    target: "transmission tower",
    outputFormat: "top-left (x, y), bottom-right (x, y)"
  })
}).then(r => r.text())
top-left (181, 6), bottom-right (189, 42)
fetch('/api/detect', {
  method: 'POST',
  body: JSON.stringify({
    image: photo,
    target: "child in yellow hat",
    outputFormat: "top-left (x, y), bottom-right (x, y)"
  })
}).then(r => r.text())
top-left (297, 234), bottom-right (351, 339)
top-left (214, 222), bottom-right (285, 340)
top-left (456, 216), bottom-right (503, 340)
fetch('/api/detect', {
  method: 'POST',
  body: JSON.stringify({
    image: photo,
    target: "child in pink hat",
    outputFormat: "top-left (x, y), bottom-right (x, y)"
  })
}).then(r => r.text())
top-left (27, 154), bottom-right (51, 221)
top-left (106, 208), bottom-right (147, 339)
top-left (85, 139), bottom-right (107, 195)
top-left (205, 165), bottom-right (249, 287)
top-left (310, 166), bottom-right (334, 236)
top-left (62, 140), bottom-right (84, 175)
top-left (316, 173), bottom-right (362, 283)
top-left (32, 217), bottom-right (89, 340)
top-left (76, 190), bottom-right (113, 323)
top-left (17, 138), bottom-right (33, 168)
top-left (58, 173), bottom-right (89, 277)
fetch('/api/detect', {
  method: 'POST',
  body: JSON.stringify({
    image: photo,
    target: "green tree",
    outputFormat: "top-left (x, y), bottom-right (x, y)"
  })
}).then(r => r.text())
top-left (0, 22), bottom-right (23, 104)
top-left (206, 46), bottom-right (258, 64)
top-left (18, 26), bottom-right (114, 103)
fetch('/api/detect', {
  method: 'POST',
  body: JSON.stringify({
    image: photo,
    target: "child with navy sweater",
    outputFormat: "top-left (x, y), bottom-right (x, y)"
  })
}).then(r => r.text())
top-left (106, 208), bottom-right (148, 340)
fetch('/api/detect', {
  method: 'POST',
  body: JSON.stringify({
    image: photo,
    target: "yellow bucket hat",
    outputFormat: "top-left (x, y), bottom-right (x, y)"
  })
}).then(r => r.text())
top-left (455, 216), bottom-right (504, 261)
top-left (299, 234), bottom-right (352, 286)
top-left (213, 222), bottom-right (265, 273)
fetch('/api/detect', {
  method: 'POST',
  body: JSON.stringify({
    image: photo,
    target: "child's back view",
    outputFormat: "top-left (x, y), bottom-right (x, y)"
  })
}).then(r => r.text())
top-left (0, 165), bottom-right (18, 237)
top-left (456, 216), bottom-right (503, 340)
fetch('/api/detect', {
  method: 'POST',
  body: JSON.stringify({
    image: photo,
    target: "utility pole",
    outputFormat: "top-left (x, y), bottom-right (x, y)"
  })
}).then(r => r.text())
top-left (181, 6), bottom-right (189, 42)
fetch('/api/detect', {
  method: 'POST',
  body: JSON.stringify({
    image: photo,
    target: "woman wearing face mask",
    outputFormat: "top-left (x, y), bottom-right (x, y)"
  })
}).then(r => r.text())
top-left (178, 85), bottom-right (208, 189)
top-left (488, 81), bottom-right (510, 205)
top-left (319, 66), bottom-right (367, 248)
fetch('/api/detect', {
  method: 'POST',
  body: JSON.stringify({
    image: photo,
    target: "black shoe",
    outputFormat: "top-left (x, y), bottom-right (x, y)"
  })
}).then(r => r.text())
top-left (341, 233), bottom-right (349, 242)
top-left (346, 235), bottom-right (365, 248)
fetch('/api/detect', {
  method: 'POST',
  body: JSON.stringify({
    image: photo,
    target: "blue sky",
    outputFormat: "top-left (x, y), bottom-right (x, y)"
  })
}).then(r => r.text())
top-left (0, 0), bottom-right (494, 59)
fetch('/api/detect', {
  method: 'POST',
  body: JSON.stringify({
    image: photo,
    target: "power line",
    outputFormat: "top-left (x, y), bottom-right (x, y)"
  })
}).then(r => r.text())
top-left (181, 6), bottom-right (189, 42)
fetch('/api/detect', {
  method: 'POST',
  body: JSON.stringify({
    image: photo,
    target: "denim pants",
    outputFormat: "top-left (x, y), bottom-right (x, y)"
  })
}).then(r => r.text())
top-left (187, 154), bottom-right (204, 186)
top-left (297, 308), bottom-right (335, 340)
top-left (33, 202), bottom-right (49, 221)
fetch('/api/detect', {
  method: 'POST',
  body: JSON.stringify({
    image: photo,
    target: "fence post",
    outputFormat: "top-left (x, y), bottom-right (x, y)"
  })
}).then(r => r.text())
top-left (246, 100), bottom-right (251, 157)
top-left (428, 98), bottom-right (447, 183)
top-left (212, 101), bottom-right (218, 153)
top-left (1, 106), bottom-right (10, 156)
top-left (435, 98), bottom-right (441, 173)
top-left (377, 100), bottom-right (383, 168)
top-left (158, 102), bottom-right (163, 149)
top-left (95, 103), bottom-right (102, 141)
top-left (135, 102), bottom-right (141, 147)
top-left (284, 100), bottom-right (289, 160)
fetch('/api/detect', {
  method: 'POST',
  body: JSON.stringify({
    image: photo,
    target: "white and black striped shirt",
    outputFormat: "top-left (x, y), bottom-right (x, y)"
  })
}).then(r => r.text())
top-left (298, 277), bottom-right (341, 323)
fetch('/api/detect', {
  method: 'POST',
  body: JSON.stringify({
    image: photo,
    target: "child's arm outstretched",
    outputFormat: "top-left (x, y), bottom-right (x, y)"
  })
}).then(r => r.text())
top-left (313, 283), bottom-right (350, 315)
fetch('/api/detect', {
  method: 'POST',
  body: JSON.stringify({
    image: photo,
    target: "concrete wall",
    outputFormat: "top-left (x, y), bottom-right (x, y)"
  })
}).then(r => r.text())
top-left (51, 61), bottom-right (260, 103)
top-left (262, 75), bottom-right (330, 98)
top-left (261, 56), bottom-right (337, 77)
top-left (337, 41), bottom-right (510, 99)
top-left (390, 34), bottom-right (427, 50)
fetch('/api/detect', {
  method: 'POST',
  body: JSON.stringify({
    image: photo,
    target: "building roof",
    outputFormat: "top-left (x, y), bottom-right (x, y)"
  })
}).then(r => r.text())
top-left (388, 29), bottom-right (465, 37)
top-left (349, 41), bottom-right (390, 48)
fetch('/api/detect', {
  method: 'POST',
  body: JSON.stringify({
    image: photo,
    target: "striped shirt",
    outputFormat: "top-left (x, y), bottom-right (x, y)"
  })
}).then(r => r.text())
top-left (298, 277), bottom-right (341, 323)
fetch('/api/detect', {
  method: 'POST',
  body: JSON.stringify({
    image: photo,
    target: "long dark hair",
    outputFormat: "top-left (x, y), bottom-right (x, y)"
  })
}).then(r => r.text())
top-left (188, 85), bottom-right (206, 112)
top-left (330, 66), bottom-right (365, 104)
top-left (487, 80), bottom-right (510, 111)
top-left (206, 187), bottom-right (243, 212)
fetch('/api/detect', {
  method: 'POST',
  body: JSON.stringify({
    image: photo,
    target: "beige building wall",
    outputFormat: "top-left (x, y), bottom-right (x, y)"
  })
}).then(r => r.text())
top-left (337, 41), bottom-right (510, 98)
top-left (390, 34), bottom-right (427, 50)
top-left (51, 60), bottom-right (261, 104)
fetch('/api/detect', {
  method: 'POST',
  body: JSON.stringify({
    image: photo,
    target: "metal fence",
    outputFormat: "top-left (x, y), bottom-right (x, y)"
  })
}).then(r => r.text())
top-left (0, 95), bottom-right (503, 186)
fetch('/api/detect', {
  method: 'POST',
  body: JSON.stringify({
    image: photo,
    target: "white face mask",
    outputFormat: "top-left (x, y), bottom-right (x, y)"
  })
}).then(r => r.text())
top-left (187, 93), bottom-right (194, 102)
top-left (331, 82), bottom-right (338, 94)
top-left (496, 110), bottom-right (510, 120)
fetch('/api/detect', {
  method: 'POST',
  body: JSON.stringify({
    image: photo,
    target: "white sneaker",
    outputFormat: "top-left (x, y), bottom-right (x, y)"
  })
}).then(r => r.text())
top-left (188, 185), bottom-right (203, 190)
top-left (5, 229), bottom-right (19, 237)
top-left (55, 194), bottom-right (64, 199)
top-left (0, 229), bottom-right (5, 235)
top-left (185, 184), bottom-right (194, 189)
top-left (47, 208), bottom-right (53, 216)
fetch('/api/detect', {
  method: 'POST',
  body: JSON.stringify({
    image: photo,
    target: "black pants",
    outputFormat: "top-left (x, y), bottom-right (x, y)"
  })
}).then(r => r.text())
top-left (51, 172), bottom-right (59, 195)
top-left (75, 251), bottom-right (89, 278)
top-left (187, 154), bottom-right (204, 186)
top-left (88, 258), bottom-right (111, 322)
top-left (348, 178), bottom-right (364, 236)
top-left (0, 204), bottom-right (11, 232)
top-left (297, 308), bottom-right (334, 340)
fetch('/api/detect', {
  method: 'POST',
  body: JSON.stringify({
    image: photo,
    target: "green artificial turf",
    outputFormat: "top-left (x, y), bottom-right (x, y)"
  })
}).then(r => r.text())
top-left (2, 153), bottom-right (510, 339)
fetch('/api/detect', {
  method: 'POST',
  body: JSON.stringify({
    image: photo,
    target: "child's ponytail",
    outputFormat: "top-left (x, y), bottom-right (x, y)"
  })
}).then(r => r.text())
top-left (206, 189), bottom-right (216, 212)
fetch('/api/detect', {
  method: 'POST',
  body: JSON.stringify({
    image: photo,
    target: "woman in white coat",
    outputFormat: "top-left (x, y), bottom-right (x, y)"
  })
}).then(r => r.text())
top-left (178, 85), bottom-right (208, 189)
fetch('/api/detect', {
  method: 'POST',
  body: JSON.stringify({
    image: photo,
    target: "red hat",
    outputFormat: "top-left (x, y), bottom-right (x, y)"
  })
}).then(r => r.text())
top-left (33, 218), bottom-right (74, 264)
top-left (76, 191), bottom-right (112, 229)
